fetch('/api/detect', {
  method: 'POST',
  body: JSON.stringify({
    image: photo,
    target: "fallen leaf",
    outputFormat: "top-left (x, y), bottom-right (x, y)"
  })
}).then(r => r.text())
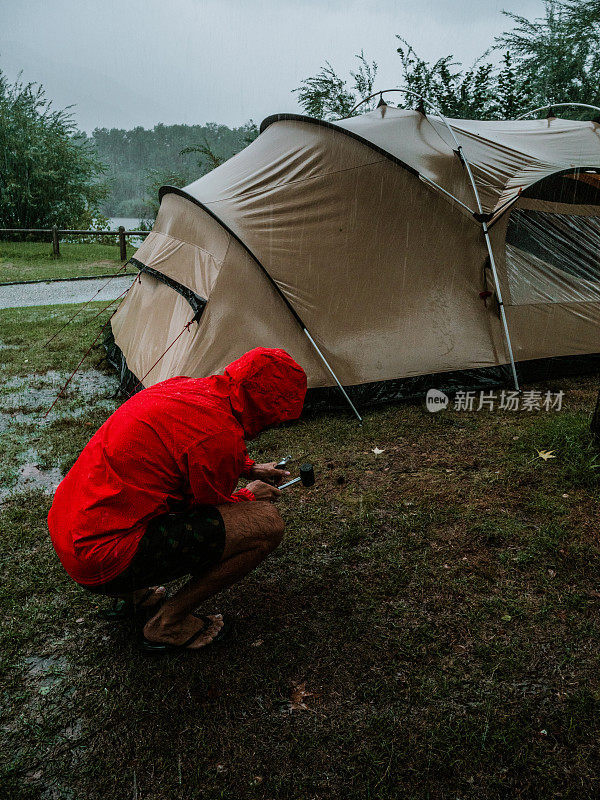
top-left (372, 447), bottom-right (385, 456)
top-left (501, 614), bottom-right (512, 621)
top-left (536, 449), bottom-right (556, 461)
top-left (250, 639), bottom-right (263, 647)
top-left (286, 682), bottom-right (316, 712)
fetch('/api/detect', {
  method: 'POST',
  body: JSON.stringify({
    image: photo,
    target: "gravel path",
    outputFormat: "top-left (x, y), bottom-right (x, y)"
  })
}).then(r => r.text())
top-left (0, 275), bottom-right (135, 309)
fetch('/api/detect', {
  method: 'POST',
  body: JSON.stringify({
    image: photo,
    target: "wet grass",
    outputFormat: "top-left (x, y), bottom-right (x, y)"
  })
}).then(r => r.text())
top-left (1, 303), bottom-right (600, 798)
top-left (0, 303), bottom-right (120, 496)
top-left (0, 241), bottom-right (137, 283)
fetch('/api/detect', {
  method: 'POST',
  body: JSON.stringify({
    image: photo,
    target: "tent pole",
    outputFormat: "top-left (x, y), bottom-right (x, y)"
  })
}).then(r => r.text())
top-left (456, 147), bottom-right (520, 391)
top-left (302, 328), bottom-right (363, 423)
top-left (428, 118), bottom-right (521, 390)
top-left (158, 188), bottom-right (364, 422)
top-left (419, 175), bottom-right (475, 215)
top-left (345, 88), bottom-right (522, 389)
top-left (481, 222), bottom-right (520, 391)
top-left (515, 102), bottom-right (600, 120)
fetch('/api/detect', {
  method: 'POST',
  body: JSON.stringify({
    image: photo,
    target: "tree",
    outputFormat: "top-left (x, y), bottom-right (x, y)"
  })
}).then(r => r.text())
top-left (396, 38), bottom-right (497, 118)
top-left (293, 52), bottom-right (378, 120)
top-left (142, 120), bottom-right (260, 218)
top-left (0, 70), bottom-right (107, 229)
top-left (493, 52), bottom-right (532, 119)
top-left (144, 170), bottom-right (188, 218)
top-left (180, 138), bottom-right (226, 171)
top-left (294, 41), bottom-right (526, 122)
top-left (292, 1), bottom-right (599, 122)
top-left (496, 0), bottom-right (600, 112)
top-left (92, 121), bottom-right (257, 217)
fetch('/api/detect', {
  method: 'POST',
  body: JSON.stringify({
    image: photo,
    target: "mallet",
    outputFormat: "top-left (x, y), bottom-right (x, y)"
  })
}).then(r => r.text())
top-left (279, 463), bottom-right (315, 490)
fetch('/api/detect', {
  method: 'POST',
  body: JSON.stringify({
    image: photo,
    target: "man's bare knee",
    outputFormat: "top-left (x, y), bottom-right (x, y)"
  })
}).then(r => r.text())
top-left (218, 501), bottom-right (284, 556)
top-left (256, 502), bottom-right (284, 551)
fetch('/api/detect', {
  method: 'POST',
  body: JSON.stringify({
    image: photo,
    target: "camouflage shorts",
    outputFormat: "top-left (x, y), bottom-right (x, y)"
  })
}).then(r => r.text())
top-left (85, 506), bottom-right (226, 596)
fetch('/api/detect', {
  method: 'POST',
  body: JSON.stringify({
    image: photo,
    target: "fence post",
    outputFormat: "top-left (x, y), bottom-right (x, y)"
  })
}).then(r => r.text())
top-left (52, 225), bottom-right (60, 258)
top-left (118, 226), bottom-right (127, 262)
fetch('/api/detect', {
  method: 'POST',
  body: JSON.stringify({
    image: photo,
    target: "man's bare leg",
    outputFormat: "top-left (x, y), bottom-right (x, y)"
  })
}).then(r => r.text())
top-left (143, 501), bottom-right (284, 649)
top-left (116, 586), bottom-right (167, 607)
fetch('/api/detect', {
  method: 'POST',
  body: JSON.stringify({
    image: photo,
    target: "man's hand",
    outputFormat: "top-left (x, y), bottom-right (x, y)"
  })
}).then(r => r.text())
top-left (249, 462), bottom-right (291, 486)
top-left (246, 480), bottom-right (282, 502)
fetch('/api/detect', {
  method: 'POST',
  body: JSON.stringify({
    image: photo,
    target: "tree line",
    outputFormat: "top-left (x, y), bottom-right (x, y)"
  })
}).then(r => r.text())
top-left (0, 0), bottom-right (598, 230)
top-left (90, 121), bottom-right (258, 219)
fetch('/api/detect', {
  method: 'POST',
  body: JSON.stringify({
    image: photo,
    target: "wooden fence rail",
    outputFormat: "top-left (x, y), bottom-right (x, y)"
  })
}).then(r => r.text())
top-left (0, 225), bottom-right (150, 260)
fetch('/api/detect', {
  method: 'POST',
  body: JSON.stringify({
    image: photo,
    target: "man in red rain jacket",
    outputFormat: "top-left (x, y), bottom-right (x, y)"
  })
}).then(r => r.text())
top-left (48, 347), bottom-right (307, 652)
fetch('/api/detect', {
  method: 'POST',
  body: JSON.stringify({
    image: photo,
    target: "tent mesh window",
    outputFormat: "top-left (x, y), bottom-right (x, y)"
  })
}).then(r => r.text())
top-left (505, 209), bottom-right (600, 305)
top-left (504, 170), bottom-right (600, 306)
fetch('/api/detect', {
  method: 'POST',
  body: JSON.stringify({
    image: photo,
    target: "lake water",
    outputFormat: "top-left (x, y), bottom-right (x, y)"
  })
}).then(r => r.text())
top-left (107, 217), bottom-right (149, 246)
top-left (108, 217), bottom-right (146, 231)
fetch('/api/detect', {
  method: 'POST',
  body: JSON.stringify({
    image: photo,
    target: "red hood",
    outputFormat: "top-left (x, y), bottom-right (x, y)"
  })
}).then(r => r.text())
top-left (224, 348), bottom-right (307, 439)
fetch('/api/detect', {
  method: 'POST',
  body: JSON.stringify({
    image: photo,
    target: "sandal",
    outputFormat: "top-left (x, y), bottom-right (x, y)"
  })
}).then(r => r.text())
top-left (98, 587), bottom-right (168, 622)
top-left (140, 613), bottom-right (231, 653)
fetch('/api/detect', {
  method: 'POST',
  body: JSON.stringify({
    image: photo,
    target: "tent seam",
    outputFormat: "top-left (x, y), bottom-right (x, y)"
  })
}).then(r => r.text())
top-left (178, 157), bottom-right (388, 208)
top-left (259, 113), bottom-right (420, 178)
top-left (143, 229), bottom-right (226, 265)
top-left (158, 186), bottom-right (304, 329)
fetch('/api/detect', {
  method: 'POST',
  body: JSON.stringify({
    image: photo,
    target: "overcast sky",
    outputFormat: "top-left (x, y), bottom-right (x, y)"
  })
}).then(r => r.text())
top-left (1, 0), bottom-right (545, 133)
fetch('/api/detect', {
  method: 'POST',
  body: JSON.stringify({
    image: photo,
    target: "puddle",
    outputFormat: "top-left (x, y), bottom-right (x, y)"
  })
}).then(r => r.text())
top-left (17, 459), bottom-right (63, 496)
top-left (0, 369), bottom-right (119, 497)
top-left (1, 368), bottom-right (117, 416)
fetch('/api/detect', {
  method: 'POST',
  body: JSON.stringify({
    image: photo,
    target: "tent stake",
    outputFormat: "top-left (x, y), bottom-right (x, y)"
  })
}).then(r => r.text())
top-left (302, 328), bottom-right (363, 423)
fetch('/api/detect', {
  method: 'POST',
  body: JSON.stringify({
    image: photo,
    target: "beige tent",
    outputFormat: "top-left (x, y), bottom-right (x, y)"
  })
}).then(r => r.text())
top-left (109, 100), bottom-right (600, 415)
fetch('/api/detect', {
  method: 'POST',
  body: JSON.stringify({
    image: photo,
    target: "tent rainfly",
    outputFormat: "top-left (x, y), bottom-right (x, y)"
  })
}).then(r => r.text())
top-left (108, 100), bottom-right (600, 414)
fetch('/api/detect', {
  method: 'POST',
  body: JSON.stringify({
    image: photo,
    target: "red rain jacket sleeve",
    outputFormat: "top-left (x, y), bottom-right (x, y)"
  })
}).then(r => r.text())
top-left (183, 433), bottom-right (256, 505)
top-left (240, 453), bottom-right (256, 478)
